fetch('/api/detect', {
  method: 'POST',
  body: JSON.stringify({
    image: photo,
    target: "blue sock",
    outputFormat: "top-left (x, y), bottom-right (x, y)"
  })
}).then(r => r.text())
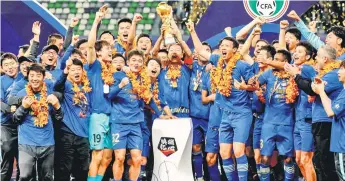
top-left (284, 162), bottom-right (295, 181)
top-left (236, 155), bottom-right (248, 181)
top-left (95, 175), bottom-right (103, 181)
top-left (222, 157), bottom-right (236, 181)
top-left (256, 164), bottom-right (261, 177)
top-left (260, 164), bottom-right (270, 181)
top-left (193, 151), bottom-right (203, 179)
top-left (87, 176), bottom-right (96, 181)
top-left (208, 161), bottom-right (221, 181)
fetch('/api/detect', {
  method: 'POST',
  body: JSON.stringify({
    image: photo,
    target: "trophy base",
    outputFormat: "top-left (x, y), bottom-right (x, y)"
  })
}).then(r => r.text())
top-left (164, 36), bottom-right (176, 45)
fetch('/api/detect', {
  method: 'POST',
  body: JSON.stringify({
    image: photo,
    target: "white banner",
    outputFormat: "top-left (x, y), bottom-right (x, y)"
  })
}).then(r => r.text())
top-left (151, 118), bottom-right (194, 181)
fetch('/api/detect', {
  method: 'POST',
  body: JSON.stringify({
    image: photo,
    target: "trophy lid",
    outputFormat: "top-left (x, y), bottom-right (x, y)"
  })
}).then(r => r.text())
top-left (156, 2), bottom-right (171, 17)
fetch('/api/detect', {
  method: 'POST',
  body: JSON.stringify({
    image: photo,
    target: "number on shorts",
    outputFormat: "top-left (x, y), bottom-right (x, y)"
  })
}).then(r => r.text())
top-left (93, 134), bottom-right (101, 143)
top-left (112, 133), bottom-right (120, 144)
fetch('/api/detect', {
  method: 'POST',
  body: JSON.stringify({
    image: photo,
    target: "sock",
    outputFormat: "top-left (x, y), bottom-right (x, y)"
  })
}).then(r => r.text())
top-left (95, 175), bottom-right (104, 181)
top-left (222, 158), bottom-right (236, 181)
top-left (87, 176), bottom-right (96, 181)
top-left (236, 155), bottom-right (248, 181)
top-left (256, 164), bottom-right (261, 177)
top-left (193, 151), bottom-right (203, 179)
top-left (208, 161), bottom-right (221, 181)
top-left (260, 164), bottom-right (270, 181)
top-left (248, 156), bottom-right (257, 175)
top-left (284, 162), bottom-right (295, 181)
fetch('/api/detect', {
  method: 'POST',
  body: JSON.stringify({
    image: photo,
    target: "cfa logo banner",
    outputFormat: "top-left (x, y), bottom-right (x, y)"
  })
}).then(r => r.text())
top-left (244, 0), bottom-right (290, 22)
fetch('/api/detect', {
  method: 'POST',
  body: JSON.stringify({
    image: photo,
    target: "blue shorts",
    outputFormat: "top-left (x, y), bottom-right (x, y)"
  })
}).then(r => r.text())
top-left (253, 116), bottom-right (264, 149)
top-left (141, 121), bottom-right (151, 157)
top-left (192, 117), bottom-right (208, 145)
top-left (219, 110), bottom-right (253, 144)
top-left (260, 123), bottom-right (294, 157)
top-left (111, 123), bottom-right (143, 151)
top-left (294, 118), bottom-right (314, 152)
top-left (89, 113), bottom-right (112, 150)
top-left (205, 104), bottom-right (222, 153)
top-left (246, 118), bottom-right (254, 147)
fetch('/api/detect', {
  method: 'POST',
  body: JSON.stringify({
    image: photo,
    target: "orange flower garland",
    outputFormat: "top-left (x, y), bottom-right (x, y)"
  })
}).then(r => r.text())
top-left (25, 82), bottom-right (49, 127)
top-left (337, 48), bottom-right (345, 58)
top-left (152, 81), bottom-right (161, 110)
top-left (100, 60), bottom-right (117, 85)
top-left (211, 53), bottom-right (242, 97)
top-left (317, 61), bottom-right (341, 78)
top-left (273, 70), bottom-right (299, 104)
top-left (70, 70), bottom-right (92, 106)
top-left (166, 64), bottom-right (181, 88)
top-left (126, 68), bottom-right (152, 104)
top-left (256, 67), bottom-right (271, 103)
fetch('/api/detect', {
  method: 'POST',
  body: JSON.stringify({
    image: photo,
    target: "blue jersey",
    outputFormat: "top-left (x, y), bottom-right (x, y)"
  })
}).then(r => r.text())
top-left (87, 60), bottom-right (112, 114)
top-left (8, 79), bottom-right (54, 100)
top-left (209, 54), bottom-right (254, 113)
top-left (1, 75), bottom-right (21, 124)
top-left (295, 64), bottom-right (316, 121)
top-left (250, 62), bottom-right (265, 115)
top-left (330, 88), bottom-right (345, 153)
top-left (109, 71), bottom-right (144, 124)
top-left (16, 88), bottom-right (55, 146)
top-left (258, 69), bottom-right (295, 126)
top-left (46, 68), bottom-right (63, 84)
top-left (337, 53), bottom-right (345, 61)
top-left (189, 61), bottom-right (210, 120)
top-left (159, 64), bottom-right (190, 116)
top-left (301, 68), bottom-right (343, 123)
top-left (114, 42), bottom-right (126, 55)
top-left (55, 75), bottom-right (90, 137)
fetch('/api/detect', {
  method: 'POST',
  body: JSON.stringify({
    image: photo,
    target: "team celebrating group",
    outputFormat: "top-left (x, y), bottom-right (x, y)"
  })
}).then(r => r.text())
top-left (1, 3), bottom-right (345, 181)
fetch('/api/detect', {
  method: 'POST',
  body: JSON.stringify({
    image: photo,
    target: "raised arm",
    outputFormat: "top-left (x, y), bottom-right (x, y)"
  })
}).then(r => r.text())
top-left (128, 14), bottom-right (142, 48)
top-left (186, 21), bottom-right (211, 61)
top-left (60, 35), bottom-right (79, 70)
top-left (63, 17), bottom-right (79, 50)
top-left (87, 5), bottom-right (108, 65)
top-left (151, 34), bottom-right (163, 57)
top-left (25, 21), bottom-right (41, 58)
top-left (278, 20), bottom-right (289, 50)
top-left (287, 10), bottom-right (325, 50)
top-left (240, 26), bottom-right (262, 65)
top-left (236, 17), bottom-right (265, 40)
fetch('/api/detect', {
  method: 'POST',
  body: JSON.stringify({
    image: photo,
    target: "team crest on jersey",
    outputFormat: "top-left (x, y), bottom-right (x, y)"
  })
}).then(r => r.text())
top-left (335, 104), bottom-right (340, 109)
top-left (243, 0), bottom-right (289, 23)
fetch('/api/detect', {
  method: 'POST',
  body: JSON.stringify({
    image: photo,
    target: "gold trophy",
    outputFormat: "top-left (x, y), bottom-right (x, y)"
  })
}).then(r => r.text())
top-left (156, 2), bottom-right (176, 45)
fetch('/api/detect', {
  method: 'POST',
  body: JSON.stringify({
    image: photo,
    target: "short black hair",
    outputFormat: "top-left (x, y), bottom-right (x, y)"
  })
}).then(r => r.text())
top-left (237, 39), bottom-right (245, 45)
top-left (276, 49), bottom-right (292, 63)
top-left (260, 45), bottom-right (276, 59)
top-left (72, 48), bottom-right (83, 57)
top-left (327, 26), bottom-right (345, 48)
top-left (71, 58), bottom-right (83, 68)
top-left (19, 44), bottom-right (30, 53)
top-left (286, 27), bottom-right (302, 40)
top-left (95, 40), bottom-right (111, 52)
top-left (146, 58), bottom-right (162, 68)
top-left (27, 63), bottom-right (45, 77)
top-left (256, 39), bottom-right (269, 46)
top-left (112, 53), bottom-right (126, 61)
top-left (136, 34), bottom-right (152, 44)
top-left (202, 42), bottom-right (212, 52)
top-left (1, 53), bottom-right (18, 66)
top-left (117, 18), bottom-right (132, 26)
top-left (47, 33), bottom-right (63, 45)
top-left (99, 31), bottom-right (115, 40)
top-left (271, 40), bottom-right (279, 45)
top-left (296, 41), bottom-right (313, 60)
top-left (127, 49), bottom-right (144, 61)
top-left (75, 39), bottom-right (88, 49)
top-left (218, 37), bottom-right (239, 49)
top-left (158, 49), bottom-right (168, 55)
